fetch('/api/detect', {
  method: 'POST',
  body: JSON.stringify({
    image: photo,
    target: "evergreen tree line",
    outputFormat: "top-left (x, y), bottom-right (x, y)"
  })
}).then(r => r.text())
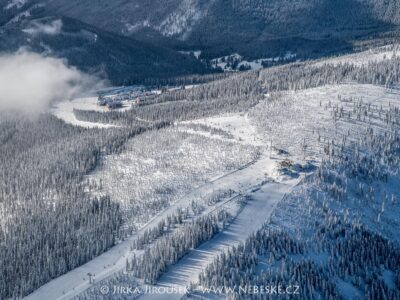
top-left (84, 128), bottom-right (258, 237)
top-left (2, 47), bottom-right (400, 299)
top-left (0, 114), bottom-right (160, 299)
top-left (317, 99), bottom-right (400, 202)
top-left (132, 208), bottom-right (191, 251)
top-left (76, 193), bottom-right (242, 299)
top-left (141, 72), bottom-right (231, 87)
top-left (198, 219), bottom-right (400, 300)
top-left (176, 123), bottom-right (236, 141)
top-left (258, 56), bottom-right (400, 92)
top-left (73, 95), bottom-right (260, 126)
top-left (195, 97), bottom-right (400, 299)
top-left (132, 190), bottom-right (237, 251)
top-left (128, 210), bottom-right (231, 284)
top-left (74, 56), bottom-right (400, 126)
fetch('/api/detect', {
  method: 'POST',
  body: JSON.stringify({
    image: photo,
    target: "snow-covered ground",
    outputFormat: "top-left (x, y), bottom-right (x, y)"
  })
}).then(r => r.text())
top-left (173, 82), bottom-right (400, 299)
top-left (25, 78), bottom-right (400, 299)
top-left (313, 44), bottom-right (400, 67)
top-left (250, 82), bottom-right (400, 242)
top-left (180, 50), bottom-right (202, 59)
top-left (24, 108), bottom-right (303, 300)
top-left (181, 114), bottom-right (264, 147)
top-left (86, 127), bottom-right (260, 232)
top-left (250, 83), bottom-right (400, 160)
top-left (50, 85), bottom-right (198, 129)
top-left (25, 154), bottom-right (291, 300)
top-left (4, 0), bottom-right (27, 10)
top-left (50, 97), bottom-right (129, 128)
top-left (211, 52), bottom-right (297, 72)
top-left (244, 85), bottom-right (400, 299)
top-left (139, 178), bottom-right (299, 300)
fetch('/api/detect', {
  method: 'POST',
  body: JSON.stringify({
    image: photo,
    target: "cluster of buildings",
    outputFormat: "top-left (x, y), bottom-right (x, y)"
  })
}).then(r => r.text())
top-left (97, 86), bottom-right (156, 110)
top-left (96, 85), bottom-right (188, 110)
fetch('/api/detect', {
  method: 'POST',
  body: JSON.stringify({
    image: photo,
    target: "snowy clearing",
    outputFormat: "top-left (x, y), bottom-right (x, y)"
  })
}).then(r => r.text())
top-left (25, 81), bottom-right (400, 300)
top-left (313, 44), bottom-right (400, 67)
top-left (211, 53), bottom-right (297, 71)
top-left (250, 83), bottom-right (400, 160)
top-left (86, 128), bottom-right (260, 233)
top-left (50, 97), bottom-right (128, 128)
top-left (181, 114), bottom-right (265, 147)
top-left (24, 114), bottom-right (280, 300)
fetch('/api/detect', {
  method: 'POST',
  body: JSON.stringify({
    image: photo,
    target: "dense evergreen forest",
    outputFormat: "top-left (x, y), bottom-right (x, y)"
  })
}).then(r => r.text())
top-left (1, 45), bottom-right (400, 299)
top-left (0, 115), bottom-right (164, 298)
top-left (197, 89), bottom-right (400, 299)
top-left (74, 50), bottom-right (400, 127)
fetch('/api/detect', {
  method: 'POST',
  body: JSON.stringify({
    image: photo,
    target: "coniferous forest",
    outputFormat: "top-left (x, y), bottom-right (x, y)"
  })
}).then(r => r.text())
top-left (1, 37), bottom-right (400, 300)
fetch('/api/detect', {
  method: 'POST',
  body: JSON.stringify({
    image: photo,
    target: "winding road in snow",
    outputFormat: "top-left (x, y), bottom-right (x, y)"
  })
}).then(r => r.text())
top-left (50, 97), bottom-right (127, 129)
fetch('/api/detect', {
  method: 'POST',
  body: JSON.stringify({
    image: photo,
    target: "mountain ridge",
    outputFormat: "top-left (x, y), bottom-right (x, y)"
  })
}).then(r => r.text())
top-left (0, 0), bottom-right (212, 84)
top-left (42, 0), bottom-right (400, 59)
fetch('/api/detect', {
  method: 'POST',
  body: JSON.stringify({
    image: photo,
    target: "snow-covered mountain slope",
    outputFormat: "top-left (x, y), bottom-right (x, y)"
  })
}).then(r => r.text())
top-left (3, 0), bottom-right (400, 84)
top-left (3, 0), bottom-right (29, 10)
top-left (313, 44), bottom-right (400, 67)
top-left (30, 82), bottom-right (400, 300)
top-left (0, 4), bottom-right (210, 85)
top-left (251, 83), bottom-right (400, 240)
top-left (195, 83), bottom-right (400, 299)
top-left (155, 0), bottom-right (212, 38)
top-left (24, 114), bottom-right (288, 300)
top-left (41, 0), bottom-right (400, 60)
top-left (4, 44), bottom-right (400, 300)
top-left (42, 0), bottom-right (210, 37)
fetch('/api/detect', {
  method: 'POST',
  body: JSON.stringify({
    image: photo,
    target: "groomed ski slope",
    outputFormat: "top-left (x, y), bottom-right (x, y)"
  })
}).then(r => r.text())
top-left (26, 82), bottom-right (400, 300)
top-left (23, 35), bottom-right (400, 298)
top-left (139, 179), bottom-right (299, 300)
top-left (25, 156), bottom-right (294, 300)
top-left (24, 114), bottom-right (297, 300)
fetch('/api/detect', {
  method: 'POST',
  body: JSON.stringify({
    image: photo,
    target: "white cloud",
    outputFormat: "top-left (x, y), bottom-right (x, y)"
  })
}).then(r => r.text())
top-left (23, 19), bottom-right (63, 36)
top-left (0, 50), bottom-right (103, 112)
